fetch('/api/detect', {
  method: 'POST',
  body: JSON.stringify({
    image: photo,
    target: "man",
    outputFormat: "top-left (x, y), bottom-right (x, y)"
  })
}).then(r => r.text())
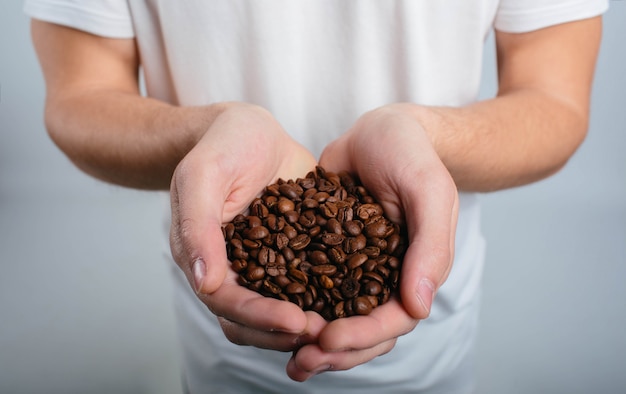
top-left (26, 1), bottom-right (607, 392)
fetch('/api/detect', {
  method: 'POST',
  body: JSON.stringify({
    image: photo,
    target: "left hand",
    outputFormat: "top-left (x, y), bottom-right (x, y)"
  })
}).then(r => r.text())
top-left (286, 104), bottom-right (459, 380)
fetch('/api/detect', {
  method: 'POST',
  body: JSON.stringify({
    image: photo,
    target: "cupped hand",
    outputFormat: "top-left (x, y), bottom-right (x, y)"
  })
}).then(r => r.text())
top-left (287, 104), bottom-right (459, 379)
top-left (170, 103), bottom-right (318, 350)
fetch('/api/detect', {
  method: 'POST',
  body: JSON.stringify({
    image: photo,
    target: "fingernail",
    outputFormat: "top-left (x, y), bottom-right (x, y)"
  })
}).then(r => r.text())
top-left (192, 258), bottom-right (206, 294)
top-left (417, 278), bottom-right (435, 316)
top-left (313, 364), bottom-right (333, 375)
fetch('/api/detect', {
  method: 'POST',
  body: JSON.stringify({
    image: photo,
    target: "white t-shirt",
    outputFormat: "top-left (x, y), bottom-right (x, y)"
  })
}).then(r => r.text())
top-left (25, 1), bottom-right (608, 393)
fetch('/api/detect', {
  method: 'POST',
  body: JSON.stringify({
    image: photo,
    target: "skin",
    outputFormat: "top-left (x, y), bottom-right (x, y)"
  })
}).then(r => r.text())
top-left (31, 14), bottom-right (602, 382)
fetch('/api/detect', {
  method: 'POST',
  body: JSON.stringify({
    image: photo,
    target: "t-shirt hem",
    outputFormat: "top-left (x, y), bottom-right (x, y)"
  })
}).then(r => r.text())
top-left (494, 0), bottom-right (609, 33)
top-left (24, 0), bottom-right (135, 38)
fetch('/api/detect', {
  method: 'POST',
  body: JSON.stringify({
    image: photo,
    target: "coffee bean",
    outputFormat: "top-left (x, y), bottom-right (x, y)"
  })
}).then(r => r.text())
top-left (310, 264), bottom-right (338, 276)
top-left (286, 282), bottom-right (306, 294)
top-left (245, 226), bottom-right (269, 240)
top-left (222, 166), bottom-right (406, 320)
top-left (353, 296), bottom-right (373, 315)
top-left (289, 234), bottom-right (311, 251)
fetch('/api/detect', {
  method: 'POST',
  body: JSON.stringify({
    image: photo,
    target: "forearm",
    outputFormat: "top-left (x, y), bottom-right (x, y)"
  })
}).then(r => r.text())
top-left (407, 89), bottom-right (588, 192)
top-left (45, 90), bottom-right (226, 190)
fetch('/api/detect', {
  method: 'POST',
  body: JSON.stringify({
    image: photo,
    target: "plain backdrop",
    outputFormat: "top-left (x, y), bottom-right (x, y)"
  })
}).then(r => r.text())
top-left (1, 2), bottom-right (624, 393)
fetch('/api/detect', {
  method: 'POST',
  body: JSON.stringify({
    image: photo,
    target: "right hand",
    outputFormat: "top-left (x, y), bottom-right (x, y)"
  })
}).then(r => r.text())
top-left (169, 102), bottom-right (318, 350)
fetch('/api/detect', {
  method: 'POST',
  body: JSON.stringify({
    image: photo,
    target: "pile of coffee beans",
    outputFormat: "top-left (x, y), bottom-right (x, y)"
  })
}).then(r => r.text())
top-left (222, 166), bottom-right (407, 321)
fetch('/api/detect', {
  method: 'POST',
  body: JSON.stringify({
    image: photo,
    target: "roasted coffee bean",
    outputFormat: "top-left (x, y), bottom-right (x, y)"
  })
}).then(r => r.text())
top-left (263, 279), bottom-right (282, 295)
top-left (309, 250), bottom-right (328, 265)
top-left (343, 220), bottom-right (363, 236)
top-left (321, 232), bottom-right (345, 246)
top-left (319, 275), bottom-right (334, 289)
top-left (353, 296), bottom-right (374, 315)
top-left (289, 234), bottom-right (311, 251)
top-left (223, 223), bottom-right (235, 241)
top-left (347, 253), bottom-right (368, 270)
top-left (363, 280), bottom-right (383, 296)
top-left (245, 226), bottom-right (269, 240)
top-left (274, 274), bottom-right (291, 288)
top-left (288, 267), bottom-right (308, 285)
top-left (279, 183), bottom-right (300, 200)
top-left (277, 197), bottom-right (296, 214)
top-left (286, 282), bottom-right (306, 294)
top-left (245, 265), bottom-right (266, 282)
top-left (222, 166), bottom-right (406, 321)
top-left (231, 259), bottom-right (247, 273)
top-left (310, 264), bottom-right (338, 276)
top-left (364, 221), bottom-right (388, 238)
top-left (326, 218), bottom-right (342, 234)
top-left (340, 277), bottom-right (360, 299)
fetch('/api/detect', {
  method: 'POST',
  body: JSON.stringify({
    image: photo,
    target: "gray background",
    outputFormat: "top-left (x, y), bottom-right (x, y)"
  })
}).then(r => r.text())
top-left (1, 1), bottom-right (624, 393)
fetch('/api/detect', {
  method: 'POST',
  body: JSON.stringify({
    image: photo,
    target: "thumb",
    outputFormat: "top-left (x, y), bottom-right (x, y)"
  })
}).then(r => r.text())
top-left (170, 163), bottom-right (229, 295)
top-left (318, 135), bottom-right (353, 173)
top-left (399, 180), bottom-right (458, 319)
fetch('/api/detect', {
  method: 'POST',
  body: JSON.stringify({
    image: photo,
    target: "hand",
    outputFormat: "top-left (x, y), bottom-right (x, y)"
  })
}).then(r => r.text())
top-left (286, 104), bottom-right (459, 380)
top-left (170, 103), bottom-right (318, 350)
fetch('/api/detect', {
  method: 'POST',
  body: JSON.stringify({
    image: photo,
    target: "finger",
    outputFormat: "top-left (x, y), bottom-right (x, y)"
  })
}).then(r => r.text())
top-left (398, 171), bottom-right (459, 319)
top-left (318, 134), bottom-right (353, 173)
top-left (169, 157), bottom-right (230, 295)
top-left (216, 310), bottom-right (327, 351)
top-left (286, 338), bottom-right (397, 382)
top-left (202, 275), bottom-right (308, 334)
top-left (317, 297), bottom-right (418, 352)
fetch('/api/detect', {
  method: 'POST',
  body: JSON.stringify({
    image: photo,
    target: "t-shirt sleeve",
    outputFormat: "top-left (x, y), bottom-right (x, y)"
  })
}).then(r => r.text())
top-left (23, 0), bottom-right (134, 38)
top-left (494, 0), bottom-right (609, 33)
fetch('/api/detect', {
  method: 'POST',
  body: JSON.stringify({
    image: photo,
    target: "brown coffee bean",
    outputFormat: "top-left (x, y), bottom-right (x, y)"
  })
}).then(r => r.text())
top-left (231, 259), bottom-right (247, 273)
top-left (265, 262), bottom-right (285, 277)
top-left (321, 232), bottom-right (345, 246)
top-left (277, 197), bottom-right (296, 214)
top-left (223, 223), bottom-right (235, 241)
top-left (344, 234), bottom-right (367, 253)
top-left (353, 296), bottom-right (373, 315)
top-left (245, 265), bottom-right (266, 282)
top-left (242, 238), bottom-right (262, 250)
top-left (273, 274), bottom-right (291, 288)
top-left (279, 183), bottom-right (300, 200)
top-left (231, 247), bottom-right (249, 260)
top-left (224, 165), bottom-right (406, 321)
top-left (334, 301), bottom-right (346, 319)
top-left (343, 220), bottom-right (363, 236)
top-left (347, 253), bottom-right (368, 270)
top-left (245, 226), bottom-right (269, 240)
top-left (328, 247), bottom-right (347, 264)
top-left (319, 275), bottom-right (334, 289)
top-left (310, 264), bottom-right (337, 276)
top-left (299, 210), bottom-right (317, 227)
top-left (258, 247), bottom-right (276, 265)
top-left (326, 218), bottom-right (342, 234)
top-left (387, 256), bottom-right (401, 270)
top-left (362, 259), bottom-right (378, 273)
top-left (320, 202), bottom-right (338, 218)
top-left (266, 214), bottom-right (284, 232)
top-left (364, 221), bottom-right (388, 238)
top-left (340, 277), bottom-right (360, 299)
top-left (288, 268), bottom-right (308, 285)
top-left (301, 198), bottom-right (319, 209)
top-left (362, 246), bottom-right (380, 257)
top-left (289, 234), bottom-right (311, 251)
top-left (309, 250), bottom-right (328, 265)
top-left (313, 191), bottom-right (330, 203)
top-left (285, 282), bottom-right (306, 294)
top-left (363, 271), bottom-right (384, 284)
top-left (263, 279), bottom-right (282, 295)
top-left (363, 280), bottom-right (383, 296)
top-left (299, 177), bottom-right (316, 189)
